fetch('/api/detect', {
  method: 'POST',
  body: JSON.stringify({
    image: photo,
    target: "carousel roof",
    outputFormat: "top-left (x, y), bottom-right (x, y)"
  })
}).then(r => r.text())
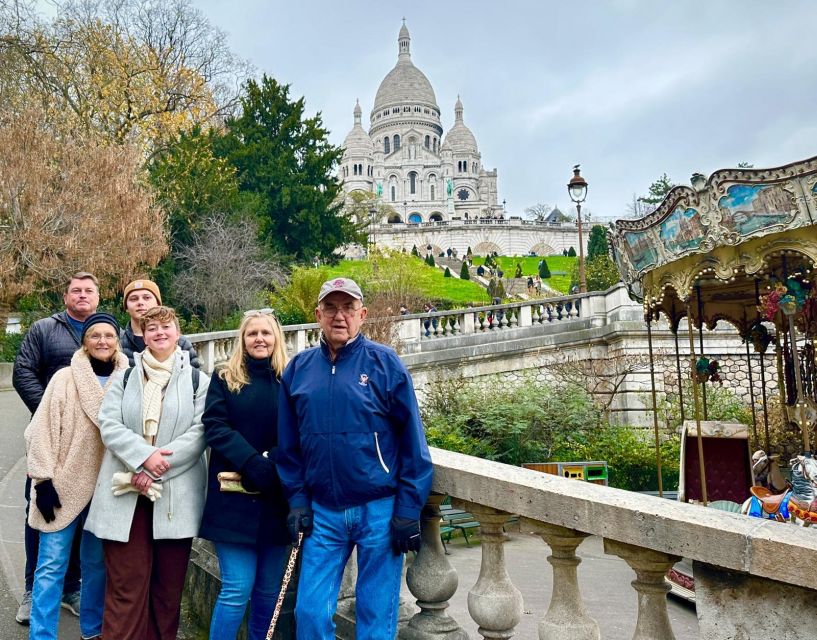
top-left (609, 155), bottom-right (817, 331)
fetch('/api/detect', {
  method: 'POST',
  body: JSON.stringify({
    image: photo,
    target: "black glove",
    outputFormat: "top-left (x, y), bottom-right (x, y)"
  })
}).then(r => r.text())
top-left (35, 479), bottom-right (62, 523)
top-left (391, 516), bottom-right (421, 554)
top-left (241, 454), bottom-right (281, 494)
top-left (287, 506), bottom-right (313, 545)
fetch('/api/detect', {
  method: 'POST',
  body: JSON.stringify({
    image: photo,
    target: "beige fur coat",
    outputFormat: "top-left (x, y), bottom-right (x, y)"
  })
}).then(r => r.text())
top-left (25, 348), bottom-right (128, 532)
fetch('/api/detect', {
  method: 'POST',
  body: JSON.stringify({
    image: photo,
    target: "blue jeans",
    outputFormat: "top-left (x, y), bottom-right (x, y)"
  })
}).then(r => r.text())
top-left (295, 495), bottom-right (403, 640)
top-left (29, 510), bottom-right (105, 640)
top-left (209, 541), bottom-right (288, 640)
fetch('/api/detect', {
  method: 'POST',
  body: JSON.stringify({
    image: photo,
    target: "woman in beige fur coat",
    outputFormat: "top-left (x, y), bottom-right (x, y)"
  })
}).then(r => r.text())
top-left (25, 312), bottom-right (127, 640)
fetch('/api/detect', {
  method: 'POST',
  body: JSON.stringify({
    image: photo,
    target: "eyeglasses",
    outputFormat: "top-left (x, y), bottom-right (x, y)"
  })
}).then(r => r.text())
top-left (243, 308), bottom-right (276, 317)
top-left (320, 303), bottom-right (362, 317)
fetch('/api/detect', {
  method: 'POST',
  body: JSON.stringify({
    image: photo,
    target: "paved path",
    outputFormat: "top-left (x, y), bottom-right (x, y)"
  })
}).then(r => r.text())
top-left (0, 390), bottom-right (82, 637)
top-left (0, 389), bottom-right (698, 638)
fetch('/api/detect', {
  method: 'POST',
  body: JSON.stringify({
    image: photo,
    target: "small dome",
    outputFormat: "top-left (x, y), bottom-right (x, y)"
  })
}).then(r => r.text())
top-left (343, 100), bottom-right (373, 157)
top-left (442, 97), bottom-right (478, 153)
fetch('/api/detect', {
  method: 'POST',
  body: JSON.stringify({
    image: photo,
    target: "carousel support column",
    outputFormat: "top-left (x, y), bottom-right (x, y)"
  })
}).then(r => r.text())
top-left (686, 299), bottom-right (709, 505)
top-left (646, 314), bottom-right (664, 497)
top-left (401, 494), bottom-right (470, 640)
top-left (673, 327), bottom-right (685, 424)
top-left (526, 521), bottom-right (600, 640)
top-left (695, 284), bottom-right (708, 420)
top-left (774, 326), bottom-right (788, 450)
top-left (756, 279), bottom-right (771, 452)
top-left (743, 312), bottom-right (759, 444)
top-left (787, 318), bottom-right (811, 452)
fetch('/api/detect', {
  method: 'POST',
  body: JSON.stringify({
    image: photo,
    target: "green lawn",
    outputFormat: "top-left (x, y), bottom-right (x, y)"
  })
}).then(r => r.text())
top-left (324, 258), bottom-right (491, 306)
top-left (470, 255), bottom-right (576, 294)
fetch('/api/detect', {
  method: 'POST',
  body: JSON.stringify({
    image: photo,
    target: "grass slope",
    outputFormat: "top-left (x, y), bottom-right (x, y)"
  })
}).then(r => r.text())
top-left (324, 258), bottom-right (491, 306)
top-left (470, 256), bottom-right (577, 294)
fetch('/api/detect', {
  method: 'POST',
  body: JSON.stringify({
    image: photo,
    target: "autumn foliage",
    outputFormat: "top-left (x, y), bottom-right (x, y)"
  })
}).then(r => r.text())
top-left (0, 108), bottom-right (167, 315)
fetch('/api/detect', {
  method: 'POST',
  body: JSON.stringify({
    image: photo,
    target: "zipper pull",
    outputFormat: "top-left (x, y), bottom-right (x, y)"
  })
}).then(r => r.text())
top-left (332, 365), bottom-right (336, 375)
top-left (168, 512), bottom-right (173, 521)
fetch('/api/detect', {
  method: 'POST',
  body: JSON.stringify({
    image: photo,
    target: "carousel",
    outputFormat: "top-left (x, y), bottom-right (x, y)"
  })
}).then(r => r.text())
top-left (609, 154), bottom-right (817, 526)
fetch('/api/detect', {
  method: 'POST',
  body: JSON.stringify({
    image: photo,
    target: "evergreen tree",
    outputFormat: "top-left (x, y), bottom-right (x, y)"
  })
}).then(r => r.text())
top-left (467, 246), bottom-right (473, 257)
top-left (514, 262), bottom-right (523, 278)
top-left (444, 267), bottom-right (452, 278)
top-left (411, 244), bottom-right (419, 257)
top-left (459, 261), bottom-right (470, 280)
top-left (563, 249), bottom-right (568, 257)
top-left (214, 75), bottom-right (359, 261)
top-left (568, 246), bottom-right (577, 257)
top-left (426, 253), bottom-right (435, 267)
top-left (539, 259), bottom-right (551, 279)
top-left (587, 225), bottom-right (609, 261)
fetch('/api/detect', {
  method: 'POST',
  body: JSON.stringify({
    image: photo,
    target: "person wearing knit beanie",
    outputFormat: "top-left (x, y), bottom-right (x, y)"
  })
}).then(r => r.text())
top-left (120, 279), bottom-right (201, 369)
top-left (81, 312), bottom-right (120, 343)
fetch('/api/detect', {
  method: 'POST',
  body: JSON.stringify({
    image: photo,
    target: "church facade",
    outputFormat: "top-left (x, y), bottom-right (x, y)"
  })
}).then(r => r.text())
top-left (340, 22), bottom-right (501, 224)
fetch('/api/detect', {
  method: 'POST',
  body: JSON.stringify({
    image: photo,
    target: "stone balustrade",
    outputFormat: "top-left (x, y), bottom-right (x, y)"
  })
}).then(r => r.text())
top-left (414, 447), bottom-right (817, 640)
top-left (187, 291), bottom-right (593, 374)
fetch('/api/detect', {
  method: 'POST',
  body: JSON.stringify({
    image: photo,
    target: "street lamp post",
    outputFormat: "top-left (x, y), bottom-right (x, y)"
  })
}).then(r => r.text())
top-left (368, 203), bottom-right (378, 257)
top-left (567, 164), bottom-right (589, 294)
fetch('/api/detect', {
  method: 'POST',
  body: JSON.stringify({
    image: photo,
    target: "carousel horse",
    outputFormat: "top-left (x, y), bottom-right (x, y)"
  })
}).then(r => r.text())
top-left (742, 453), bottom-right (817, 525)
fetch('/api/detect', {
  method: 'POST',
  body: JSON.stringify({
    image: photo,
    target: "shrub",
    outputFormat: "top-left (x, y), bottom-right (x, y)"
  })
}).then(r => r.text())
top-left (459, 262), bottom-right (470, 280)
top-left (443, 267), bottom-right (452, 278)
top-left (567, 246), bottom-right (577, 257)
top-left (538, 259), bottom-right (551, 279)
top-left (411, 245), bottom-right (419, 257)
top-left (514, 263), bottom-right (523, 278)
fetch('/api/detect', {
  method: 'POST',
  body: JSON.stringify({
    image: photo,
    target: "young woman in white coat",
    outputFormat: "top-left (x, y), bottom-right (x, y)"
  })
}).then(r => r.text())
top-left (85, 306), bottom-right (209, 640)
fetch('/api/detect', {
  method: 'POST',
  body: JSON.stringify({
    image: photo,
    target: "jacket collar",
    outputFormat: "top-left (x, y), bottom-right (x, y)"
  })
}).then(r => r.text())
top-left (71, 349), bottom-right (129, 426)
top-left (319, 332), bottom-right (365, 362)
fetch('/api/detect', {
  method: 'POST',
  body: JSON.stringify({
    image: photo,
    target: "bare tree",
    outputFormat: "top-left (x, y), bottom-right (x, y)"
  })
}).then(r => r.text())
top-left (0, 0), bottom-right (249, 153)
top-left (0, 106), bottom-right (167, 325)
top-left (172, 215), bottom-right (286, 328)
top-left (524, 202), bottom-right (552, 221)
top-left (547, 349), bottom-right (652, 420)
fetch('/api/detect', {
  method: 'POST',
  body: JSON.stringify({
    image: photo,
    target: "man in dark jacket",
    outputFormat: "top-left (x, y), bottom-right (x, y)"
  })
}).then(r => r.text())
top-left (120, 278), bottom-right (200, 368)
top-left (278, 277), bottom-right (433, 640)
top-left (12, 271), bottom-right (98, 624)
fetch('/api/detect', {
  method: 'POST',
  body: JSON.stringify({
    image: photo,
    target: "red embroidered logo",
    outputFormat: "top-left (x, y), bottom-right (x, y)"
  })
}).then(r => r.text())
top-left (332, 279), bottom-right (345, 288)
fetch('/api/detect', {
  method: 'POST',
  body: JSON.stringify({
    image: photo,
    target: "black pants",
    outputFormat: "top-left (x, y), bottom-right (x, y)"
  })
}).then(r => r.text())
top-left (24, 476), bottom-right (82, 593)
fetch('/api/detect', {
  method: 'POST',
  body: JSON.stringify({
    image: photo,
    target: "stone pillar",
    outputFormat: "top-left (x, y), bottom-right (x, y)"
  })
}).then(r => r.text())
top-left (525, 521), bottom-right (599, 640)
top-left (458, 502), bottom-right (522, 640)
top-left (461, 311), bottom-right (475, 334)
top-left (401, 495), bottom-right (469, 639)
top-left (519, 305), bottom-right (532, 328)
top-left (694, 561), bottom-right (817, 639)
top-left (603, 539), bottom-right (679, 640)
top-left (398, 315), bottom-right (423, 344)
top-left (294, 328), bottom-right (307, 354)
top-left (200, 340), bottom-right (215, 374)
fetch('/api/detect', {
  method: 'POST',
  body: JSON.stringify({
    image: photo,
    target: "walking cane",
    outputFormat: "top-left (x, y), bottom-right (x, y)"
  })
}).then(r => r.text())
top-left (265, 532), bottom-right (304, 640)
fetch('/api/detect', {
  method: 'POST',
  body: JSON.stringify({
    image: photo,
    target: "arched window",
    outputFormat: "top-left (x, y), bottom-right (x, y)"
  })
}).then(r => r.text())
top-left (393, 134), bottom-right (400, 151)
top-left (384, 138), bottom-right (390, 154)
top-left (408, 213), bottom-right (422, 224)
top-left (430, 185), bottom-right (435, 200)
top-left (424, 135), bottom-right (430, 149)
top-left (463, 160), bottom-right (468, 172)
top-left (391, 185), bottom-right (396, 202)
top-left (409, 171), bottom-right (417, 194)
top-left (433, 138), bottom-right (437, 153)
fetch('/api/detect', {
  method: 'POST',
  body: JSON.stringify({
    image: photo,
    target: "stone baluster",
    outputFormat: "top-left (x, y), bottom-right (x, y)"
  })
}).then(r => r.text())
top-left (545, 304), bottom-right (554, 322)
top-left (401, 495), bottom-right (469, 640)
top-left (524, 521), bottom-right (599, 640)
top-left (603, 540), bottom-right (680, 640)
top-left (509, 310), bottom-right (518, 329)
top-left (293, 328), bottom-right (307, 354)
top-left (199, 340), bottom-right (215, 374)
top-left (568, 303), bottom-right (579, 319)
top-left (457, 502), bottom-right (522, 640)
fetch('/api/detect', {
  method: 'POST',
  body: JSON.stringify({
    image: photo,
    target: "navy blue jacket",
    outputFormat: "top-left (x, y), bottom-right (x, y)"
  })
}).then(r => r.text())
top-left (199, 357), bottom-right (289, 546)
top-left (277, 334), bottom-right (433, 521)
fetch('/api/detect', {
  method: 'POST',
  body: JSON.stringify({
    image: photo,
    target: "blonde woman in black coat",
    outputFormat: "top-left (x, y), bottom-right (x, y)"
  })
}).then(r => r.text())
top-left (200, 310), bottom-right (290, 639)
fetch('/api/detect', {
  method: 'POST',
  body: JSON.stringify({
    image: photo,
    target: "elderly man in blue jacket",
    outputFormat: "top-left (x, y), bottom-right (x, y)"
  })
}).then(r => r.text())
top-left (277, 277), bottom-right (433, 639)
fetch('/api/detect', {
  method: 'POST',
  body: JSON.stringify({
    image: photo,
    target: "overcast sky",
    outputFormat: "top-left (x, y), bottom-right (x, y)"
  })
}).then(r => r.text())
top-left (189, 1), bottom-right (817, 220)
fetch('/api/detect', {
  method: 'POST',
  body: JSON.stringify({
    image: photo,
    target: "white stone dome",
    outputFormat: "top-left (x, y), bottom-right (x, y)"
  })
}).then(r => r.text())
top-left (442, 97), bottom-right (478, 153)
top-left (372, 23), bottom-right (438, 113)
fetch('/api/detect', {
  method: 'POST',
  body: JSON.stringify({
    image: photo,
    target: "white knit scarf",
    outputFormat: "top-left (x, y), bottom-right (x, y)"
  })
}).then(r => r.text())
top-left (141, 349), bottom-right (177, 443)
